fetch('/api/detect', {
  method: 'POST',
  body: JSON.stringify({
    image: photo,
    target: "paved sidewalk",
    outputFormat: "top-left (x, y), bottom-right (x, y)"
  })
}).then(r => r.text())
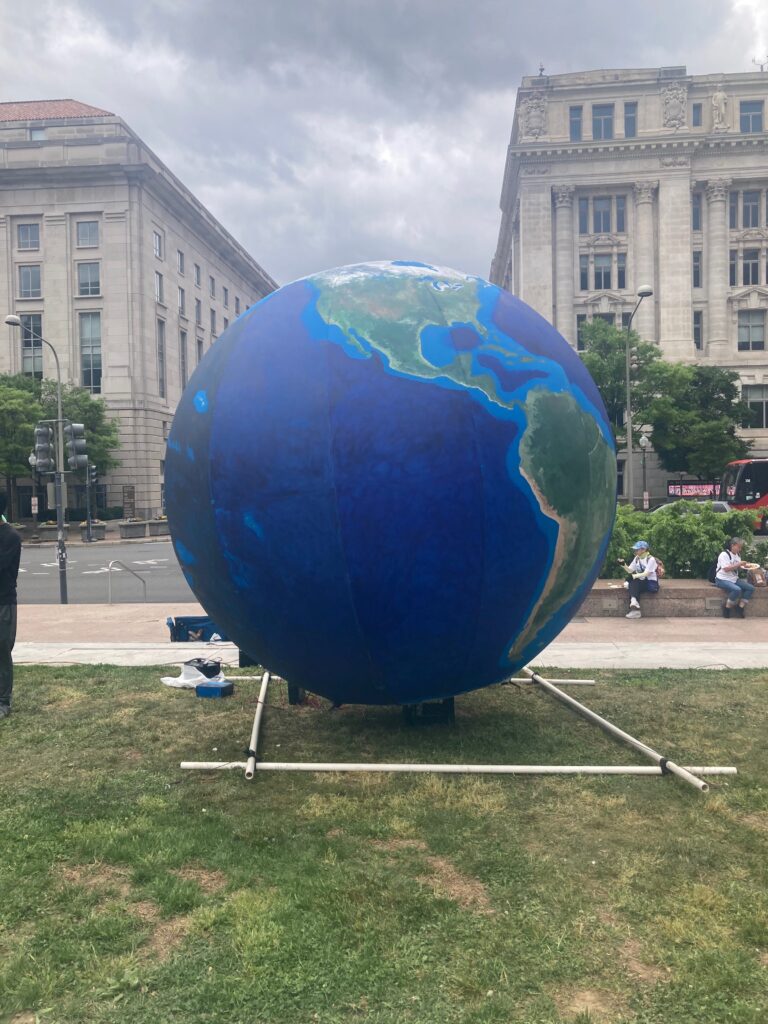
top-left (12, 602), bottom-right (768, 669)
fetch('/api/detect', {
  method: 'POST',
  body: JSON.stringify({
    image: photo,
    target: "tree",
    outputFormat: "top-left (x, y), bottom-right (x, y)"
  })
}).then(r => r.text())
top-left (644, 364), bottom-right (752, 479)
top-left (580, 320), bottom-right (752, 479)
top-left (38, 380), bottom-right (121, 476)
top-left (578, 318), bottom-right (661, 444)
top-left (0, 375), bottom-right (42, 521)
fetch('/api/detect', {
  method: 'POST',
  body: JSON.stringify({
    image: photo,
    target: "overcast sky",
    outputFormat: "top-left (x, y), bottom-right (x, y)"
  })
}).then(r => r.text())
top-left (1, 0), bottom-right (767, 285)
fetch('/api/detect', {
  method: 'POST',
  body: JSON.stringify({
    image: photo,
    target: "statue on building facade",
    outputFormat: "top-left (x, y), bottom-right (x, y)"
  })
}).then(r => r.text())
top-left (712, 87), bottom-right (728, 130)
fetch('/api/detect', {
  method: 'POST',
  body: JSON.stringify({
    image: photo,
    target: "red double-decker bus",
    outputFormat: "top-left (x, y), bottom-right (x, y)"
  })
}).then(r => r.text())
top-left (719, 459), bottom-right (768, 533)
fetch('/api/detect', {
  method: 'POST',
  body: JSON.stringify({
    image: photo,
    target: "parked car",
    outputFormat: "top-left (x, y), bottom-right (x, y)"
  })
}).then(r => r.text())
top-left (650, 499), bottom-right (732, 514)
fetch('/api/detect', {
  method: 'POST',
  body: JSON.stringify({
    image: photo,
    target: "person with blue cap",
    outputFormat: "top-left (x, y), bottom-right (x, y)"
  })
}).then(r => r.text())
top-left (618, 540), bottom-right (659, 619)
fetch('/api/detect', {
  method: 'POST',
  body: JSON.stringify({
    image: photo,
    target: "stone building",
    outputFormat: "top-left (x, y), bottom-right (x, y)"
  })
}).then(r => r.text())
top-left (490, 67), bottom-right (768, 499)
top-left (0, 99), bottom-right (277, 517)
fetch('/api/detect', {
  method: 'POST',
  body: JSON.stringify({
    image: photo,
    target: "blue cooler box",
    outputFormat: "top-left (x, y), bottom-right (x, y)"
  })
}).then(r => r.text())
top-left (195, 680), bottom-right (235, 698)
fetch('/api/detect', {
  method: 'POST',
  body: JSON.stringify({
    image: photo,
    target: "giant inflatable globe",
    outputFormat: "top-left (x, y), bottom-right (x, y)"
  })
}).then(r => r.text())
top-left (166, 261), bottom-right (616, 705)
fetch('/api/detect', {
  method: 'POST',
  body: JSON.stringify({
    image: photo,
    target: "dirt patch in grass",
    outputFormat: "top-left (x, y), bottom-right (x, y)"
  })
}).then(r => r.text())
top-left (554, 987), bottom-right (627, 1022)
top-left (172, 865), bottom-right (228, 893)
top-left (372, 838), bottom-right (493, 914)
top-left (141, 912), bottom-right (194, 962)
top-left (9, 1013), bottom-right (37, 1023)
top-left (742, 812), bottom-right (768, 832)
top-left (621, 938), bottom-right (666, 984)
top-left (59, 862), bottom-right (132, 898)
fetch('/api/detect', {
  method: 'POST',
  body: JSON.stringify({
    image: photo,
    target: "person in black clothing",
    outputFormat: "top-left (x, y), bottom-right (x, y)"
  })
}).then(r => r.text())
top-left (0, 494), bottom-right (22, 720)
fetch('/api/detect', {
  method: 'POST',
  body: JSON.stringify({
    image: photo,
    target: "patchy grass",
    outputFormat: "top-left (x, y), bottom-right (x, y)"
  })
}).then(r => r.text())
top-left (0, 665), bottom-right (767, 1024)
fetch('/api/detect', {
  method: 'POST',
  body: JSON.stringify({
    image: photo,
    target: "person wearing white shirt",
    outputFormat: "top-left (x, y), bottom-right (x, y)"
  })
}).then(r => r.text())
top-left (714, 537), bottom-right (755, 618)
top-left (619, 540), bottom-right (659, 619)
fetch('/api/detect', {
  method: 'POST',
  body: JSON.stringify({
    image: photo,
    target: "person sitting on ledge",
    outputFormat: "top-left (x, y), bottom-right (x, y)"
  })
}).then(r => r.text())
top-left (619, 540), bottom-right (659, 619)
top-left (714, 537), bottom-right (755, 618)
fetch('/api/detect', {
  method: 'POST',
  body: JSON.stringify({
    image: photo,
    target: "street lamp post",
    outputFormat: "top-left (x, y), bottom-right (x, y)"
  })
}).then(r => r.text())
top-left (624, 285), bottom-right (653, 508)
top-left (639, 432), bottom-right (650, 508)
top-left (5, 314), bottom-right (68, 603)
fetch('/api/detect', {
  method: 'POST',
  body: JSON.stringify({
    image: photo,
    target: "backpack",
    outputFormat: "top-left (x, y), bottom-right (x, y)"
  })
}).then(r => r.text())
top-left (707, 558), bottom-right (718, 584)
top-left (655, 558), bottom-right (666, 579)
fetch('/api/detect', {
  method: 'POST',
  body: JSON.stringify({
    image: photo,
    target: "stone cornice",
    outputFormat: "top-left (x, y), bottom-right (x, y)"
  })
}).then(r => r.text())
top-left (507, 133), bottom-right (768, 165)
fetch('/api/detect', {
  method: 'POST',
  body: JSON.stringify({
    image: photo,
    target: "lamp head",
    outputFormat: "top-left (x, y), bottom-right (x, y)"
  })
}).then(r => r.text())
top-left (636, 285), bottom-right (653, 298)
top-left (4, 314), bottom-right (21, 327)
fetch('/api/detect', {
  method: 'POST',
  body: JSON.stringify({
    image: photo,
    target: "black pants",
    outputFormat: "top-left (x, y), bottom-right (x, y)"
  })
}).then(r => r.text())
top-left (0, 604), bottom-right (17, 709)
top-left (628, 579), bottom-right (658, 602)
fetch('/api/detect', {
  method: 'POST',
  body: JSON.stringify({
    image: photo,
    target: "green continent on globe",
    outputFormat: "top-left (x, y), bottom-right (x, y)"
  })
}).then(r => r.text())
top-left (511, 388), bottom-right (616, 658)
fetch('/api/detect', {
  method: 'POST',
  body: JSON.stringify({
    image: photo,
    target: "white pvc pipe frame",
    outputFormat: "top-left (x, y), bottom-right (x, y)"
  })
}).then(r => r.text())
top-left (180, 669), bottom-right (736, 791)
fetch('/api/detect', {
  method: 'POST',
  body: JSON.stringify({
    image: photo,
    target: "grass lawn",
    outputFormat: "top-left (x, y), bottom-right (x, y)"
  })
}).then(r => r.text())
top-left (0, 665), bottom-right (767, 1024)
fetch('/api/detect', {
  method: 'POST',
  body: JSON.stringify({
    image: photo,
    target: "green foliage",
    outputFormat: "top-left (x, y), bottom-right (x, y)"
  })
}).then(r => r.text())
top-left (0, 375), bottom-right (43, 519)
top-left (601, 501), bottom-right (758, 578)
top-left (38, 379), bottom-right (121, 475)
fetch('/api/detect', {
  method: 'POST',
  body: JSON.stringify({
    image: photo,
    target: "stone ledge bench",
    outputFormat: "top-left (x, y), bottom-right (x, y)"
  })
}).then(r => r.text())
top-left (581, 578), bottom-right (768, 617)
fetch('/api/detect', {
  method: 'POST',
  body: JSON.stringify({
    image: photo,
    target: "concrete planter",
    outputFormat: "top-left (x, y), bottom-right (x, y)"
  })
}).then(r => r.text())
top-left (119, 521), bottom-right (147, 539)
top-left (148, 520), bottom-right (170, 537)
top-left (39, 524), bottom-right (69, 540)
top-left (81, 524), bottom-right (107, 541)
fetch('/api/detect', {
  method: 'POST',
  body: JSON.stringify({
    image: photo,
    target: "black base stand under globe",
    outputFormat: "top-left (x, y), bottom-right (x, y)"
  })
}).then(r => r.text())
top-left (402, 698), bottom-right (455, 724)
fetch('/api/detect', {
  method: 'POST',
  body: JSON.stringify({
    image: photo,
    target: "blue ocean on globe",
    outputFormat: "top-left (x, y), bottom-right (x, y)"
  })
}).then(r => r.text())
top-left (166, 261), bottom-right (616, 705)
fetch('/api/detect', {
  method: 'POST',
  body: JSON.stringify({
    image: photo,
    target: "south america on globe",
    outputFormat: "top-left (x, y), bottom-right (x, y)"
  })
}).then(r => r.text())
top-left (165, 261), bottom-right (616, 706)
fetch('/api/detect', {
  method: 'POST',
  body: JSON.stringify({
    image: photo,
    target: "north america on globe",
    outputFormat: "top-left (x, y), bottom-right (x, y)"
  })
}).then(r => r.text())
top-left (165, 261), bottom-right (616, 705)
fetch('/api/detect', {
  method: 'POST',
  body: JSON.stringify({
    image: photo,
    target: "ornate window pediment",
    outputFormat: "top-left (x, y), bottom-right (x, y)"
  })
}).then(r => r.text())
top-left (734, 228), bottom-right (768, 243)
top-left (729, 286), bottom-right (768, 313)
top-left (585, 233), bottom-right (620, 249)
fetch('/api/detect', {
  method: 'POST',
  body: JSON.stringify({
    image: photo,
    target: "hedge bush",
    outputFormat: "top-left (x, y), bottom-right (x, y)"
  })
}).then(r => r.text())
top-left (600, 501), bottom-right (767, 579)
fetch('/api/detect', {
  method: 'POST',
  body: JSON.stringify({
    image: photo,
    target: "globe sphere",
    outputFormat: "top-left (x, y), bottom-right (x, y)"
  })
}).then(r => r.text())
top-left (166, 261), bottom-right (616, 705)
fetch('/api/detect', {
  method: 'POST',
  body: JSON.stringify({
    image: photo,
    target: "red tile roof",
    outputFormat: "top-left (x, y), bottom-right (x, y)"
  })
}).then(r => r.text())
top-left (0, 100), bottom-right (114, 122)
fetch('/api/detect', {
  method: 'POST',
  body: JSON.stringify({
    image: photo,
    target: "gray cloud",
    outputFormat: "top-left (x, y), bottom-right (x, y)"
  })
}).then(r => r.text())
top-left (0, 0), bottom-right (760, 284)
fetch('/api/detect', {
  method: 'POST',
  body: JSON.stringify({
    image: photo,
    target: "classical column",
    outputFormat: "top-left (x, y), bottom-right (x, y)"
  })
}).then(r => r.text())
top-left (705, 178), bottom-right (731, 352)
top-left (553, 184), bottom-right (575, 343)
top-left (632, 181), bottom-right (658, 342)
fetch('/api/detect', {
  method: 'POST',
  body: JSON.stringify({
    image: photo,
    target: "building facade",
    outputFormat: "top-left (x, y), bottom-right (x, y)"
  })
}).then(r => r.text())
top-left (490, 67), bottom-right (768, 499)
top-left (0, 99), bottom-right (277, 517)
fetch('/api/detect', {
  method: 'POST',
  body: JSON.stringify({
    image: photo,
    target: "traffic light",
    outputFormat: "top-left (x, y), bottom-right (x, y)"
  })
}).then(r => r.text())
top-left (88, 463), bottom-right (98, 486)
top-left (63, 422), bottom-right (88, 470)
top-left (34, 424), bottom-right (55, 473)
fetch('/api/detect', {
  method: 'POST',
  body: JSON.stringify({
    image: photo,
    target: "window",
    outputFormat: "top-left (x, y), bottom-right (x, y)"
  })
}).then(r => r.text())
top-left (209, 275), bottom-right (215, 298)
top-left (223, 317), bottom-right (229, 331)
top-left (693, 310), bottom-right (703, 350)
top-left (210, 308), bottom-right (216, 334)
top-left (569, 106), bottom-right (582, 141)
top-left (617, 460), bottom-right (625, 498)
top-left (593, 197), bottom-right (611, 233)
top-left (154, 271), bottom-right (164, 304)
top-left (738, 309), bottom-right (765, 351)
top-left (157, 318), bottom-right (167, 398)
top-left (740, 100), bottom-right (764, 134)
top-left (729, 249), bottom-right (737, 286)
top-left (30, 127), bottom-right (46, 140)
top-left (18, 223), bottom-right (40, 250)
top-left (76, 221), bottom-right (99, 247)
top-left (692, 251), bottom-right (702, 288)
top-left (594, 254), bottom-right (611, 289)
top-left (595, 313), bottom-right (615, 326)
top-left (77, 262), bottom-right (100, 296)
top-left (579, 255), bottom-right (589, 291)
top-left (153, 230), bottom-right (163, 259)
top-left (177, 250), bottom-right (185, 275)
top-left (592, 104), bottom-right (614, 140)
top-left (79, 312), bottom-right (102, 393)
top-left (621, 312), bottom-right (632, 330)
top-left (196, 336), bottom-right (203, 363)
top-left (742, 384), bottom-right (768, 428)
top-left (729, 192), bottom-right (738, 229)
top-left (194, 263), bottom-right (201, 287)
top-left (235, 296), bottom-right (241, 315)
top-left (576, 314), bottom-right (587, 351)
top-left (692, 102), bottom-right (702, 127)
top-left (223, 286), bottom-right (229, 308)
top-left (743, 191), bottom-right (760, 228)
top-left (624, 101), bottom-right (637, 138)
top-left (578, 197), bottom-right (589, 234)
top-left (180, 329), bottom-right (188, 389)
top-left (195, 298), bottom-right (202, 325)
top-left (616, 195), bottom-right (626, 233)
top-left (617, 252), bottom-right (626, 290)
top-left (19, 264), bottom-right (41, 298)
top-left (21, 313), bottom-right (43, 378)
top-left (178, 286), bottom-right (186, 315)
top-left (743, 248), bottom-right (759, 285)
top-left (692, 192), bottom-right (702, 231)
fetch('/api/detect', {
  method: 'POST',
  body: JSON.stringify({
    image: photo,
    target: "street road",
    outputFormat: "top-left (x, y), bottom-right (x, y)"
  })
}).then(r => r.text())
top-left (18, 540), bottom-right (195, 605)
